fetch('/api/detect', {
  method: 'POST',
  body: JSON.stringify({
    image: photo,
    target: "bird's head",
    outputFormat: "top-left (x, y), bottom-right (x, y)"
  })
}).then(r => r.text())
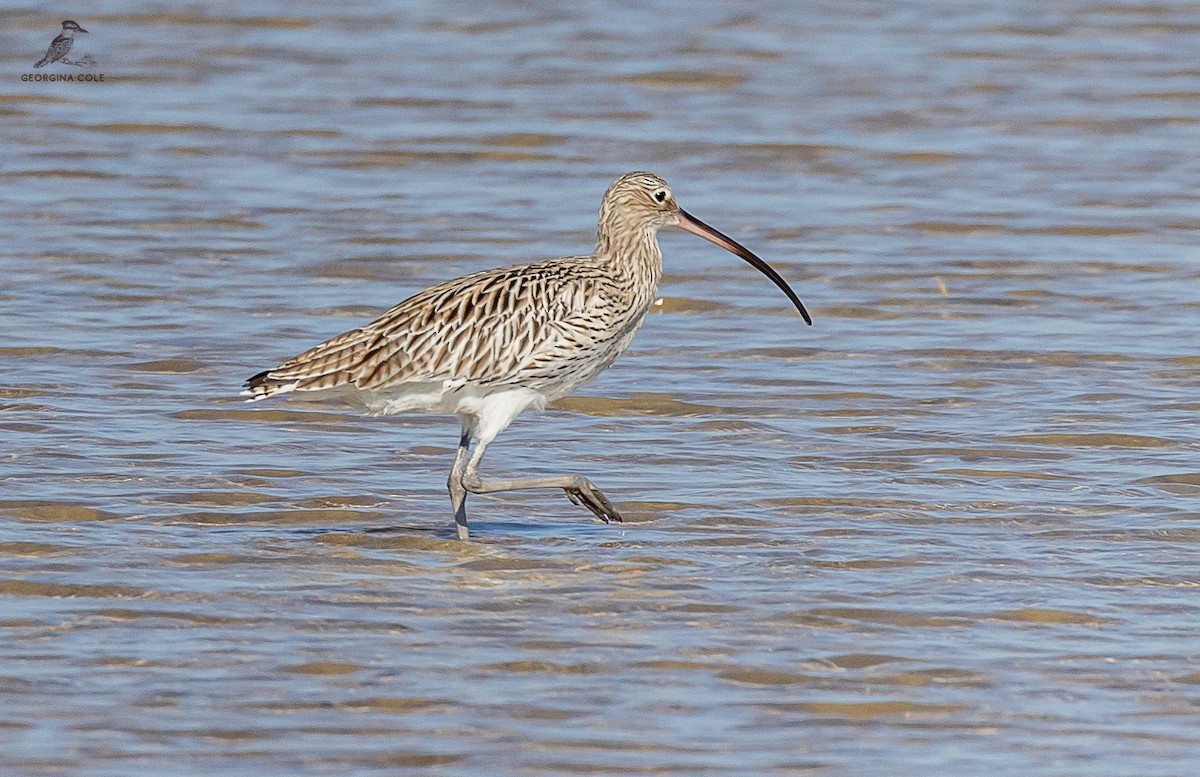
top-left (61, 20), bottom-right (88, 33)
top-left (597, 172), bottom-right (812, 324)
top-left (598, 172), bottom-right (679, 234)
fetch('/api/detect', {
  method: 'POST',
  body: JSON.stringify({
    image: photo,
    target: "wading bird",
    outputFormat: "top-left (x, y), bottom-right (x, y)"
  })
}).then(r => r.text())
top-left (244, 172), bottom-right (811, 539)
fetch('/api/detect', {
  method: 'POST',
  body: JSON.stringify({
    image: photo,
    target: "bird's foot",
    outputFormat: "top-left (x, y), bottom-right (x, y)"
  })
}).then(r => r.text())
top-left (459, 471), bottom-right (623, 525)
top-left (564, 480), bottom-right (623, 524)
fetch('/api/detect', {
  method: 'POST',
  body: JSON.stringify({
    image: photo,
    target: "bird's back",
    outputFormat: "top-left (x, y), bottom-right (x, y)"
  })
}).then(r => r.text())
top-left (35, 34), bottom-right (72, 67)
top-left (245, 256), bottom-right (654, 410)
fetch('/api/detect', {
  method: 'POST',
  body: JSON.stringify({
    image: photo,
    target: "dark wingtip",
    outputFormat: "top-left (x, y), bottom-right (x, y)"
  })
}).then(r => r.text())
top-left (245, 369), bottom-right (273, 389)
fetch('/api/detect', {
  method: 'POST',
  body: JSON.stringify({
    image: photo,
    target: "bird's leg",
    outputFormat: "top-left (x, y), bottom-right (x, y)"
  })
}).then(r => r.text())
top-left (448, 424), bottom-right (473, 540)
top-left (459, 440), bottom-right (623, 524)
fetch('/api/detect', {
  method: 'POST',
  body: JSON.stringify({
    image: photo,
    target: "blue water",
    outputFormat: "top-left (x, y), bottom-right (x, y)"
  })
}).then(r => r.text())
top-left (2, 1), bottom-right (1199, 774)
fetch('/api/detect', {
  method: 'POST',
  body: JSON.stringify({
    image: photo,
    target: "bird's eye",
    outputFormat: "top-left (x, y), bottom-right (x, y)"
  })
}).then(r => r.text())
top-left (653, 189), bottom-right (668, 203)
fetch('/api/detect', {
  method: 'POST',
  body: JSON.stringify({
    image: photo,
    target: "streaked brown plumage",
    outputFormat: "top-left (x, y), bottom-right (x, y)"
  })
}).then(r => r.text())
top-left (244, 172), bottom-right (811, 539)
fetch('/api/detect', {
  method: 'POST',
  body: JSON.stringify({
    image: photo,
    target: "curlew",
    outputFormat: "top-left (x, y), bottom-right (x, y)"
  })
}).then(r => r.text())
top-left (243, 172), bottom-right (811, 539)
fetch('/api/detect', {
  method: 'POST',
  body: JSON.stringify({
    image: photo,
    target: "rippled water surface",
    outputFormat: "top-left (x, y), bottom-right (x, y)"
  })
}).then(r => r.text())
top-left (3, 1), bottom-right (1200, 774)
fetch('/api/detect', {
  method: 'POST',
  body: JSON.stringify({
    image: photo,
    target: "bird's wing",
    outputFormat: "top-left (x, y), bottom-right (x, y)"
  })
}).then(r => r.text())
top-left (35, 34), bottom-right (71, 66)
top-left (246, 259), bottom-right (614, 397)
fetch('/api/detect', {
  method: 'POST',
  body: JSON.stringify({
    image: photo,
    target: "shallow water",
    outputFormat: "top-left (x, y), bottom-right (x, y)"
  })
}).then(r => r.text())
top-left (2, 1), bottom-right (1200, 774)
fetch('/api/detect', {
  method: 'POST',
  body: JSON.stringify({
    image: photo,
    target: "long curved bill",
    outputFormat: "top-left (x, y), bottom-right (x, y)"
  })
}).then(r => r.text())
top-left (676, 209), bottom-right (812, 325)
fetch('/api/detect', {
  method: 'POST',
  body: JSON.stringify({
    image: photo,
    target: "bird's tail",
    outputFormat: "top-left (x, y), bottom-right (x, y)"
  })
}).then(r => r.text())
top-left (33, 57), bottom-right (49, 68)
top-left (241, 369), bottom-right (299, 401)
top-left (242, 326), bottom-right (386, 402)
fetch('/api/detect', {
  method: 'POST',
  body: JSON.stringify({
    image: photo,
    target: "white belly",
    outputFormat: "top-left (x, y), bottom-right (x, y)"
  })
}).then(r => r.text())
top-left (331, 379), bottom-right (546, 440)
top-left (335, 381), bottom-right (544, 448)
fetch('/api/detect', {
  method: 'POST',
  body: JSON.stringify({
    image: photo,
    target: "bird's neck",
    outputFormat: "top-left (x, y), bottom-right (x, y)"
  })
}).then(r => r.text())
top-left (595, 226), bottom-right (663, 300)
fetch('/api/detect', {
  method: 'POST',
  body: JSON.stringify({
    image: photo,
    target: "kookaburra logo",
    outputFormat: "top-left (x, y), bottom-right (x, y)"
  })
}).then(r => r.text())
top-left (34, 20), bottom-right (94, 68)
